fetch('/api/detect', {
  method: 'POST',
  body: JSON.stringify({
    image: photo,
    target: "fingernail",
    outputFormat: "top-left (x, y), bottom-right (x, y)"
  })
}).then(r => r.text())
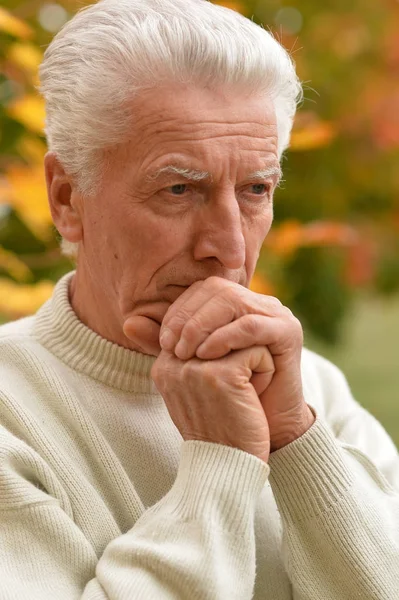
top-left (160, 329), bottom-right (176, 350)
top-left (175, 338), bottom-right (188, 359)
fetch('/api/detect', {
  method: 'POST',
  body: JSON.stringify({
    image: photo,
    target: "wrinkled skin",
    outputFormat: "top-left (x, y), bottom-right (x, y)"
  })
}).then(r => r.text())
top-left (44, 83), bottom-right (314, 462)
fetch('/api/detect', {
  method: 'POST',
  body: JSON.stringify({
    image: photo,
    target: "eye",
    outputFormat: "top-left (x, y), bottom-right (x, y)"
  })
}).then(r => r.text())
top-left (250, 183), bottom-right (270, 195)
top-left (168, 184), bottom-right (188, 195)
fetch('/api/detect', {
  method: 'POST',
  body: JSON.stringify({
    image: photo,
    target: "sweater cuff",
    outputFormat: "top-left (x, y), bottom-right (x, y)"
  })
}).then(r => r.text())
top-left (161, 441), bottom-right (269, 534)
top-left (268, 416), bottom-right (354, 523)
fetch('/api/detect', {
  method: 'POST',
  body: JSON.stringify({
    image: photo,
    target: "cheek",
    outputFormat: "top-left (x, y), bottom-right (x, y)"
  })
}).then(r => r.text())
top-left (116, 209), bottom-right (191, 275)
top-left (246, 207), bottom-right (273, 247)
top-left (244, 209), bottom-right (273, 268)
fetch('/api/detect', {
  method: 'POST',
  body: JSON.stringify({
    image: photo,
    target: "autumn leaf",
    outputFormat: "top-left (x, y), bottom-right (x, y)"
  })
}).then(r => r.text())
top-left (250, 273), bottom-right (275, 296)
top-left (5, 164), bottom-right (52, 241)
top-left (16, 136), bottom-right (47, 165)
top-left (264, 220), bottom-right (304, 256)
top-left (0, 278), bottom-right (54, 318)
top-left (7, 42), bottom-right (43, 86)
top-left (0, 245), bottom-right (33, 282)
top-left (264, 221), bottom-right (356, 256)
top-left (0, 7), bottom-right (34, 40)
top-left (301, 222), bottom-right (357, 247)
top-left (290, 121), bottom-right (336, 151)
top-left (6, 95), bottom-right (45, 135)
top-left (0, 177), bottom-right (12, 204)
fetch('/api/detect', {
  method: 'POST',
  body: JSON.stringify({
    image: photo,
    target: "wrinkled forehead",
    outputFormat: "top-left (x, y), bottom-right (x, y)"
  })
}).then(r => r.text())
top-left (129, 83), bottom-right (277, 134)
top-left (116, 83), bottom-right (279, 173)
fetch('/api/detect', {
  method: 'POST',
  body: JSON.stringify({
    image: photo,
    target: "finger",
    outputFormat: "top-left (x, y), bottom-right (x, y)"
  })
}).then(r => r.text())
top-left (231, 344), bottom-right (275, 376)
top-left (173, 287), bottom-right (284, 360)
top-left (250, 371), bottom-right (274, 396)
top-left (159, 282), bottom-right (210, 351)
top-left (123, 316), bottom-right (162, 357)
top-left (195, 313), bottom-right (296, 360)
top-left (160, 278), bottom-right (231, 352)
top-left (174, 292), bottom-right (237, 359)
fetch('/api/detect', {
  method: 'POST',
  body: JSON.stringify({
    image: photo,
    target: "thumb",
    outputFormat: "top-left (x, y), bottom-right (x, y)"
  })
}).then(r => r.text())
top-left (123, 316), bottom-right (162, 357)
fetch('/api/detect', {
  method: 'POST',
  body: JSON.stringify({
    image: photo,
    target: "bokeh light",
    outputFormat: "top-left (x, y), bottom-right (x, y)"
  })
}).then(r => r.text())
top-left (37, 3), bottom-right (69, 33)
top-left (274, 7), bottom-right (303, 35)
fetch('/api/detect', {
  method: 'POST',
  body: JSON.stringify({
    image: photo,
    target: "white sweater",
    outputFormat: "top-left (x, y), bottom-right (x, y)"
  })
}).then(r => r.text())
top-left (0, 270), bottom-right (398, 599)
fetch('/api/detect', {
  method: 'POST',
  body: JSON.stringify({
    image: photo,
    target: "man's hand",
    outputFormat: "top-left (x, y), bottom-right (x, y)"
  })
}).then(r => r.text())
top-left (159, 277), bottom-right (315, 452)
top-left (152, 345), bottom-right (274, 463)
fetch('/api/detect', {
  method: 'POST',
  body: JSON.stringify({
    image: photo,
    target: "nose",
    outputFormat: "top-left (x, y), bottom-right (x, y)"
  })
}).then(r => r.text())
top-left (193, 192), bottom-right (246, 270)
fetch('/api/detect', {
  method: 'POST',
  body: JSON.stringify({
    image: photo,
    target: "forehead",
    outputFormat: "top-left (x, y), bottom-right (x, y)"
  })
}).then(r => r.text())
top-left (112, 84), bottom-right (279, 183)
top-left (130, 84), bottom-right (277, 150)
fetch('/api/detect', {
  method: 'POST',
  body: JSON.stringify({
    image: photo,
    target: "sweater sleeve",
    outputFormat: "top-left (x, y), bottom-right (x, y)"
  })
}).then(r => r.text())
top-left (268, 364), bottom-right (399, 600)
top-left (0, 430), bottom-right (268, 600)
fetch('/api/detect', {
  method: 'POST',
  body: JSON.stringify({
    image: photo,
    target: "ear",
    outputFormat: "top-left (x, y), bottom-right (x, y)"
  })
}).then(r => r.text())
top-left (44, 152), bottom-right (83, 243)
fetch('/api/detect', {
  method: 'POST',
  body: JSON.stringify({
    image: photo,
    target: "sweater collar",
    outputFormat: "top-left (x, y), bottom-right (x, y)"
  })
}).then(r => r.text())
top-left (33, 270), bottom-right (157, 393)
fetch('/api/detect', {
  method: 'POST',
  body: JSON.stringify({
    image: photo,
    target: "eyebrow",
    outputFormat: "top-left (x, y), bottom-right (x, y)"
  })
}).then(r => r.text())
top-left (247, 167), bottom-right (282, 183)
top-left (146, 164), bottom-right (282, 184)
top-left (147, 166), bottom-right (211, 182)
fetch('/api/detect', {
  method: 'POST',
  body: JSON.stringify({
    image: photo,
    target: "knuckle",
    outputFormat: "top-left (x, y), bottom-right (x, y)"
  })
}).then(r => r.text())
top-left (181, 357), bottom-right (202, 379)
top-left (242, 314), bottom-right (259, 336)
top-left (289, 311), bottom-right (302, 330)
top-left (224, 283), bottom-right (241, 301)
top-left (151, 362), bottom-right (165, 391)
top-left (206, 275), bottom-right (225, 288)
top-left (282, 305), bottom-right (294, 317)
top-left (200, 360), bottom-right (228, 387)
top-left (200, 360), bottom-right (218, 382)
top-left (169, 308), bottom-right (192, 330)
top-left (286, 313), bottom-right (303, 344)
top-left (151, 354), bottom-right (180, 388)
top-left (183, 315), bottom-right (205, 336)
top-left (268, 296), bottom-right (283, 309)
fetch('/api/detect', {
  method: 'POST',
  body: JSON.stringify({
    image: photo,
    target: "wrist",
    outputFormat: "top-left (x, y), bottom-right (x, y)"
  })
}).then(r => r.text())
top-left (270, 405), bottom-right (316, 452)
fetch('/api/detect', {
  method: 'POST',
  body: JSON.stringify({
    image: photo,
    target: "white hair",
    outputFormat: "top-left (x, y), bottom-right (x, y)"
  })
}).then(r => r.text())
top-left (37, 0), bottom-right (302, 259)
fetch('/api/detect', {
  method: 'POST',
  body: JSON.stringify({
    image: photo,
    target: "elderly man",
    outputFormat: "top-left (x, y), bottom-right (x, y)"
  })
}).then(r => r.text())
top-left (1, 0), bottom-right (398, 598)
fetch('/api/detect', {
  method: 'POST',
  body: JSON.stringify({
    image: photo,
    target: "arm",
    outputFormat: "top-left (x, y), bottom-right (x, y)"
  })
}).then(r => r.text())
top-left (0, 429), bottom-right (268, 600)
top-left (268, 356), bottom-right (399, 600)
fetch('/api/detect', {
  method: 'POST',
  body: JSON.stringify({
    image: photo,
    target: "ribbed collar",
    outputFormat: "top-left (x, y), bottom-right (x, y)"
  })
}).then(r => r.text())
top-left (33, 270), bottom-right (157, 393)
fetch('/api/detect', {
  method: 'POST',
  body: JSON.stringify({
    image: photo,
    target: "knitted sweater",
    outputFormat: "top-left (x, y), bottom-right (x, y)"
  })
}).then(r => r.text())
top-left (0, 270), bottom-right (398, 599)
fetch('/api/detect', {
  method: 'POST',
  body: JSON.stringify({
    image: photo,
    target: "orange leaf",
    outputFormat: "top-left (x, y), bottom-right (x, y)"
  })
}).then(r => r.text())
top-left (0, 279), bottom-right (54, 318)
top-left (290, 121), bottom-right (336, 151)
top-left (6, 95), bottom-right (45, 135)
top-left (7, 42), bottom-right (43, 85)
top-left (0, 246), bottom-right (32, 282)
top-left (249, 273), bottom-right (275, 296)
top-left (0, 7), bottom-right (34, 39)
top-left (264, 220), bottom-right (304, 256)
top-left (16, 136), bottom-right (47, 165)
top-left (6, 164), bottom-right (52, 241)
top-left (264, 220), bottom-right (356, 256)
top-left (301, 222), bottom-right (358, 247)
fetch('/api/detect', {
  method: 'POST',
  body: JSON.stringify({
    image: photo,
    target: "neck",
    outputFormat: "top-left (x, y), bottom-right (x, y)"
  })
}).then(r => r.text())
top-left (69, 264), bottom-right (137, 351)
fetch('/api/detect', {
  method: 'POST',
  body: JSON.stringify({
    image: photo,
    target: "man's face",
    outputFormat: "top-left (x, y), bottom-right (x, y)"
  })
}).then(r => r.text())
top-left (76, 84), bottom-right (280, 350)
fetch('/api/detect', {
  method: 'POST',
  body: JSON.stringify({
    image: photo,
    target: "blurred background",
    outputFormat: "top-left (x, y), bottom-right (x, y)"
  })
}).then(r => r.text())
top-left (0, 0), bottom-right (398, 442)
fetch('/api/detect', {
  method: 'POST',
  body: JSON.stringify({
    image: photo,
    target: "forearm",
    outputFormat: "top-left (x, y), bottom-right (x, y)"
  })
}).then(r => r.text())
top-left (86, 441), bottom-right (268, 599)
top-left (1, 440), bottom-right (268, 600)
top-left (269, 417), bottom-right (399, 600)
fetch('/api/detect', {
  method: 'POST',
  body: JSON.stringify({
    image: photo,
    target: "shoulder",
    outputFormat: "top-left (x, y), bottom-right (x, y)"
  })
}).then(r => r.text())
top-left (0, 315), bottom-right (46, 370)
top-left (301, 346), bottom-right (349, 387)
top-left (300, 347), bottom-right (359, 429)
top-left (0, 315), bottom-right (35, 341)
top-left (0, 314), bottom-right (56, 410)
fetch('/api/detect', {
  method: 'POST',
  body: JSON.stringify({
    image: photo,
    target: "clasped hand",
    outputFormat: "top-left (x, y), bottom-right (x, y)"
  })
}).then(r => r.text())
top-left (149, 277), bottom-right (315, 463)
